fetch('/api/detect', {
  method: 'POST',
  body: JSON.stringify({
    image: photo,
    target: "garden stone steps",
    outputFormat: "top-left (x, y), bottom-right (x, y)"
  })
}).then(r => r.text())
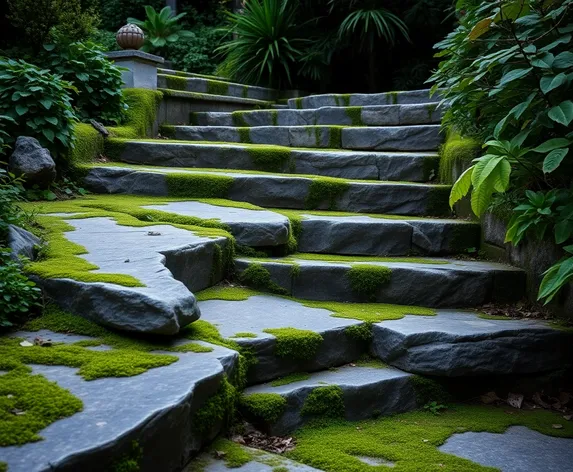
top-left (106, 139), bottom-right (439, 182)
top-left (167, 124), bottom-right (443, 151)
top-left (190, 103), bottom-right (443, 127)
top-left (158, 68), bottom-right (230, 82)
top-left (157, 73), bottom-right (278, 102)
top-left (158, 88), bottom-right (273, 114)
top-left (84, 166), bottom-right (451, 216)
top-left (289, 88), bottom-right (440, 109)
top-left (234, 256), bottom-right (526, 307)
top-left (241, 363), bottom-right (418, 436)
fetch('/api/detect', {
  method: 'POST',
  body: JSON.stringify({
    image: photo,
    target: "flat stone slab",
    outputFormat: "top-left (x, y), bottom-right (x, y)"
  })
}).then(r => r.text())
top-left (85, 166), bottom-right (450, 217)
top-left (112, 140), bottom-right (437, 182)
top-left (142, 201), bottom-right (290, 247)
top-left (242, 364), bottom-right (417, 435)
top-left (1, 331), bottom-right (238, 472)
top-left (158, 74), bottom-right (278, 101)
top-left (371, 311), bottom-right (573, 376)
top-left (289, 89), bottom-right (439, 109)
top-left (235, 257), bottom-right (526, 307)
top-left (296, 213), bottom-right (480, 256)
top-left (170, 125), bottom-right (442, 152)
top-left (439, 426), bottom-right (573, 472)
top-left (35, 216), bottom-right (229, 334)
top-left (191, 103), bottom-right (443, 127)
top-left (187, 446), bottom-right (321, 471)
top-left (198, 295), bottom-right (366, 384)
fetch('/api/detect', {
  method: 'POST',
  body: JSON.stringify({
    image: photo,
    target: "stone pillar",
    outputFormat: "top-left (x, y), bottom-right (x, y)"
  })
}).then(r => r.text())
top-left (106, 50), bottom-right (164, 90)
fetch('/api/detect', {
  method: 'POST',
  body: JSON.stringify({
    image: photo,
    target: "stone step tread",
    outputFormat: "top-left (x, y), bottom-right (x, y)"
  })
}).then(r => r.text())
top-left (234, 256), bottom-right (526, 307)
top-left (159, 88), bottom-right (273, 107)
top-left (190, 103), bottom-right (444, 127)
top-left (290, 89), bottom-right (440, 109)
top-left (158, 68), bottom-right (230, 82)
top-left (84, 165), bottom-right (451, 217)
top-left (167, 124), bottom-right (443, 152)
top-left (158, 72), bottom-right (277, 93)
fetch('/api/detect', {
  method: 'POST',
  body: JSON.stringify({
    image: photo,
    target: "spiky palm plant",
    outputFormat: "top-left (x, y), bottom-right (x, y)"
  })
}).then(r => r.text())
top-left (216, 0), bottom-right (303, 89)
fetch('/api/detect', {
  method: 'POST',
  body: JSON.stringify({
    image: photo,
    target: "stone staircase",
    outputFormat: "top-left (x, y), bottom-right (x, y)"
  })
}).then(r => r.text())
top-left (7, 72), bottom-right (572, 472)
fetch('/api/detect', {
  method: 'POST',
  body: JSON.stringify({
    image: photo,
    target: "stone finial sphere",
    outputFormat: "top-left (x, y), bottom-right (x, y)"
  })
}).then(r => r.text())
top-left (116, 24), bottom-right (145, 50)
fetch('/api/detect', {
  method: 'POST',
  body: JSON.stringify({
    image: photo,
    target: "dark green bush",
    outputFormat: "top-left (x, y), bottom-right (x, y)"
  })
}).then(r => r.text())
top-left (0, 168), bottom-right (24, 239)
top-left (89, 29), bottom-right (120, 51)
top-left (0, 58), bottom-right (77, 157)
top-left (164, 26), bottom-right (224, 74)
top-left (41, 41), bottom-right (126, 124)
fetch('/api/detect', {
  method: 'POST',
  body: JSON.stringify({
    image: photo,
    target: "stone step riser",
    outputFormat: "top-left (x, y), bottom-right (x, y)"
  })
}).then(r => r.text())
top-left (111, 141), bottom-right (438, 182)
top-left (234, 260), bottom-right (526, 307)
top-left (242, 367), bottom-right (418, 436)
top-left (157, 74), bottom-right (278, 101)
top-left (290, 89), bottom-right (440, 109)
top-left (297, 219), bottom-right (480, 256)
top-left (84, 167), bottom-right (451, 217)
top-left (169, 125), bottom-right (443, 152)
top-left (190, 104), bottom-right (443, 127)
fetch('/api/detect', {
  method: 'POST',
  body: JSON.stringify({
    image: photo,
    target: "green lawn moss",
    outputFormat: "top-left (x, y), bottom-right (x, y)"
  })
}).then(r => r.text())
top-left (238, 263), bottom-right (288, 295)
top-left (165, 173), bottom-right (234, 198)
top-left (109, 88), bottom-right (163, 139)
top-left (208, 438), bottom-right (253, 468)
top-left (286, 253), bottom-right (447, 265)
top-left (240, 393), bottom-right (286, 424)
top-left (287, 404), bottom-right (573, 471)
top-left (301, 386), bottom-right (345, 418)
top-left (305, 177), bottom-right (350, 210)
top-left (262, 328), bottom-right (323, 361)
top-left (347, 265), bottom-right (392, 300)
top-left (270, 110), bottom-right (279, 126)
top-left (159, 124), bottom-right (176, 139)
top-left (229, 332), bottom-right (258, 339)
top-left (439, 132), bottom-right (481, 184)
top-left (294, 98), bottom-right (303, 109)
top-left (354, 355), bottom-right (388, 369)
top-left (67, 123), bottom-right (104, 166)
top-left (270, 372), bottom-right (311, 387)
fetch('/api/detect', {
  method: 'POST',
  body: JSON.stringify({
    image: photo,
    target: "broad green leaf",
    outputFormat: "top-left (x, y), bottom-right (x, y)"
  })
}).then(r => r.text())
top-left (555, 219), bottom-right (573, 244)
top-left (492, 158), bottom-right (511, 192)
top-left (531, 53), bottom-right (554, 68)
top-left (499, 68), bottom-right (532, 86)
top-left (472, 154), bottom-right (504, 189)
top-left (553, 51), bottom-right (573, 68)
top-left (542, 148), bottom-right (569, 173)
top-left (540, 73), bottom-right (568, 94)
top-left (540, 34), bottom-right (572, 53)
top-left (449, 166), bottom-right (473, 208)
top-left (509, 92), bottom-right (537, 120)
top-left (538, 256), bottom-right (573, 303)
top-left (548, 101), bottom-right (573, 126)
top-left (15, 104), bottom-right (28, 116)
top-left (532, 138), bottom-right (571, 152)
top-left (468, 18), bottom-right (493, 41)
top-left (471, 171), bottom-right (496, 217)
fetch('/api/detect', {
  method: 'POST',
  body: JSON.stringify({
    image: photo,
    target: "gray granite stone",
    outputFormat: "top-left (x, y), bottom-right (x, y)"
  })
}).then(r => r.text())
top-left (342, 125), bottom-right (442, 151)
top-left (35, 216), bottom-right (230, 334)
top-left (106, 51), bottom-right (163, 90)
top-left (371, 311), bottom-right (573, 376)
top-left (112, 140), bottom-right (437, 182)
top-left (439, 426), bottom-right (573, 472)
top-left (9, 136), bottom-right (56, 187)
top-left (142, 201), bottom-right (290, 247)
top-left (0, 355), bottom-right (230, 472)
top-left (7, 224), bottom-right (41, 261)
top-left (242, 364), bottom-right (417, 435)
top-left (234, 257), bottom-right (526, 307)
top-left (198, 295), bottom-right (366, 384)
top-left (85, 167), bottom-right (447, 216)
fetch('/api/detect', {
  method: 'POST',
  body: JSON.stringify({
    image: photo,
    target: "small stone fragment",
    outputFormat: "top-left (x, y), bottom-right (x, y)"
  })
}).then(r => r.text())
top-left (19, 340), bottom-right (33, 347)
top-left (481, 391), bottom-right (500, 405)
top-left (552, 424), bottom-right (563, 429)
top-left (563, 415), bottom-right (572, 421)
top-left (147, 231), bottom-right (162, 236)
top-left (507, 393), bottom-right (524, 409)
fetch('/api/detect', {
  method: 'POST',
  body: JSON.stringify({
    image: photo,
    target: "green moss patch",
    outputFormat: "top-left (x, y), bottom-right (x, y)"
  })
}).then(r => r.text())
top-left (232, 111), bottom-right (250, 127)
top-left (344, 107), bottom-right (363, 126)
top-left (287, 404), bottom-right (573, 471)
top-left (305, 177), bottom-right (350, 210)
top-left (229, 332), bottom-right (258, 339)
top-left (193, 377), bottom-right (237, 433)
top-left (240, 393), bottom-right (287, 424)
top-left (347, 265), bottom-right (392, 300)
top-left (109, 88), bottom-right (163, 139)
top-left (262, 328), bottom-right (323, 361)
top-left (285, 253), bottom-right (447, 265)
top-left (344, 323), bottom-right (373, 343)
top-left (270, 372), bottom-right (311, 387)
top-left (163, 74), bottom-right (188, 91)
top-left (301, 386), bottom-right (345, 418)
top-left (439, 132), bottom-right (481, 184)
top-left (238, 263), bottom-right (288, 295)
top-left (237, 127), bottom-right (252, 144)
top-left (411, 376), bottom-right (451, 406)
top-left (165, 173), bottom-right (234, 198)
top-left (334, 95), bottom-right (351, 107)
top-left (208, 438), bottom-right (252, 468)
top-left (206, 79), bottom-right (230, 96)
top-left (354, 355), bottom-right (388, 369)
top-left (67, 123), bottom-right (104, 166)
top-left (247, 146), bottom-right (292, 172)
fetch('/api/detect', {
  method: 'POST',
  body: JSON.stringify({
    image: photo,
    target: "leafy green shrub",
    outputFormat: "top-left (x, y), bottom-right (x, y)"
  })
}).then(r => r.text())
top-left (216, 0), bottom-right (303, 88)
top-left (128, 6), bottom-right (193, 55)
top-left (89, 29), bottom-right (120, 51)
top-left (0, 58), bottom-right (77, 158)
top-left (164, 26), bottom-right (224, 74)
top-left (0, 115), bottom-right (16, 156)
top-left (7, 0), bottom-right (98, 49)
top-left (98, 0), bottom-right (164, 31)
top-left (0, 168), bottom-right (24, 239)
top-left (41, 41), bottom-right (126, 124)
top-left (431, 0), bottom-right (573, 304)
top-left (0, 249), bottom-right (41, 328)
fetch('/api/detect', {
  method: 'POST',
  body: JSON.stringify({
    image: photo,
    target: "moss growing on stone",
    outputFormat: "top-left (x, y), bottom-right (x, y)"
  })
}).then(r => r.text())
top-left (262, 328), bottom-right (323, 360)
top-left (0, 463), bottom-right (6, 472)
top-left (328, 126), bottom-right (343, 148)
top-left (112, 441), bottom-right (143, 472)
top-left (239, 263), bottom-right (288, 295)
top-left (242, 86), bottom-right (249, 98)
top-left (347, 265), bottom-right (392, 300)
top-left (237, 127), bottom-right (253, 144)
top-left (240, 393), bottom-right (287, 424)
top-left (0, 364), bottom-right (83, 446)
top-left (164, 74), bottom-right (188, 91)
top-left (294, 97), bottom-right (303, 109)
top-left (270, 110), bottom-right (279, 126)
top-left (159, 124), bottom-right (176, 139)
top-left (334, 95), bottom-right (351, 107)
top-left (439, 132), bottom-right (481, 184)
top-left (270, 372), bottom-right (311, 387)
top-left (426, 103), bottom-right (438, 121)
top-left (301, 386), bottom-right (344, 418)
top-left (388, 91), bottom-right (399, 105)
top-left (110, 88), bottom-right (163, 139)
top-left (410, 375), bottom-right (451, 406)
top-left (287, 253), bottom-right (446, 265)
top-left (344, 323), bottom-right (373, 343)
top-left (229, 332), bottom-right (258, 339)
top-left (354, 355), bottom-right (388, 369)
top-left (287, 404), bottom-right (573, 471)
top-left (246, 146), bottom-right (292, 172)
top-left (305, 177), bottom-right (350, 210)
top-left (193, 377), bottom-right (237, 433)
top-left (209, 438), bottom-right (253, 468)
top-left (344, 107), bottom-right (363, 126)
top-left (206, 79), bottom-right (230, 96)
top-left (67, 123), bottom-right (104, 166)
top-left (166, 173), bottom-right (234, 198)
top-left (232, 111), bottom-right (250, 127)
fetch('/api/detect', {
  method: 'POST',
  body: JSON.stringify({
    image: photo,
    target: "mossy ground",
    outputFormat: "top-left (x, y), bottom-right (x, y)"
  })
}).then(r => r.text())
top-left (286, 404), bottom-right (573, 471)
top-left (301, 386), bottom-right (345, 418)
top-left (270, 372), bottom-right (311, 386)
top-left (240, 393), bottom-right (286, 424)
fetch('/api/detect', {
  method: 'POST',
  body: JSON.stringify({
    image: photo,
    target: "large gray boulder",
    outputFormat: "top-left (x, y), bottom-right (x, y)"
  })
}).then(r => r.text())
top-left (9, 136), bottom-right (56, 187)
top-left (7, 224), bottom-right (41, 261)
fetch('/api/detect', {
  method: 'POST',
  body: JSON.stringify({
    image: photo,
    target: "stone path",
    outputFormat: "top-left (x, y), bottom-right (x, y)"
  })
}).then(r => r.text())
top-left (5, 71), bottom-right (572, 472)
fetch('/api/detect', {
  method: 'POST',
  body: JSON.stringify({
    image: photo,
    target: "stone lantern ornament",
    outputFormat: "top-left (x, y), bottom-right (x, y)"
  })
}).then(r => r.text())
top-left (116, 24), bottom-right (145, 50)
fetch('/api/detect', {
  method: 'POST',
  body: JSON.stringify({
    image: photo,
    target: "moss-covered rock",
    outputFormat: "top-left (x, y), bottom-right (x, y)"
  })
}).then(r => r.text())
top-left (439, 132), bottom-right (481, 184)
top-left (347, 265), bottom-right (392, 300)
top-left (165, 173), bottom-right (234, 198)
top-left (262, 327), bottom-right (323, 361)
top-left (240, 393), bottom-right (287, 424)
top-left (301, 385), bottom-right (345, 418)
